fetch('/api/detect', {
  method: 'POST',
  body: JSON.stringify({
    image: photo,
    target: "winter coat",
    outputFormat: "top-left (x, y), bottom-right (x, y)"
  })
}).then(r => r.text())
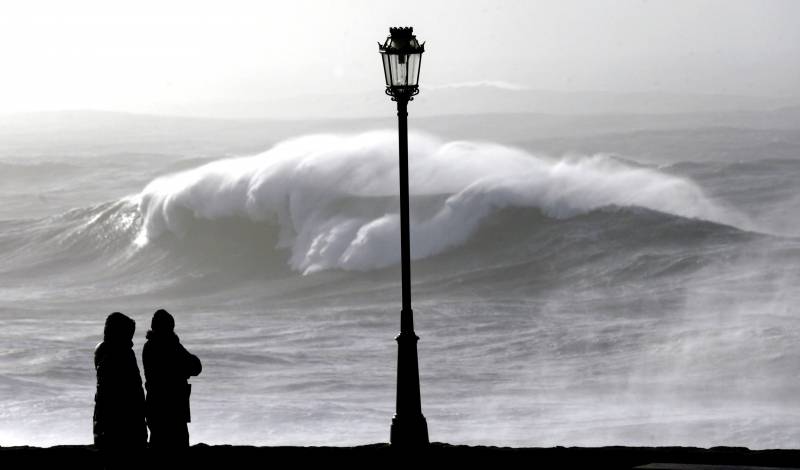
top-left (143, 330), bottom-right (202, 426)
top-left (93, 339), bottom-right (147, 448)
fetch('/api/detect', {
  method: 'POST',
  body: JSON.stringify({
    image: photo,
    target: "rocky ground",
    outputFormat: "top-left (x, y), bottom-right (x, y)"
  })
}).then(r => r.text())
top-left (2, 443), bottom-right (800, 469)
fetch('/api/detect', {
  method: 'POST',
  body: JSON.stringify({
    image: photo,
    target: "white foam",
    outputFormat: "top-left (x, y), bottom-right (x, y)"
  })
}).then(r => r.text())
top-left (136, 132), bottom-right (743, 274)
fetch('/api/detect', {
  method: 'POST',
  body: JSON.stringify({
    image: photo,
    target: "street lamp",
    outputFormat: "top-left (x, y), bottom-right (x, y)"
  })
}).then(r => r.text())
top-left (379, 26), bottom-right (429, 447)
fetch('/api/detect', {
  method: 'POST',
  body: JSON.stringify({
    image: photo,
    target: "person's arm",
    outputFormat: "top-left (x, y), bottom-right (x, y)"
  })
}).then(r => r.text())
top-left (180, 344), bottom-right (202, 377)
top-left (95, 345), bottom-right (123, 387)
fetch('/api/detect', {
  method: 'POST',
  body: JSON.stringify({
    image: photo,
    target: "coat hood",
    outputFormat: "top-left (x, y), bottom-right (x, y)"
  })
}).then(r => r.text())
top-left (103, 312), bottom-right (135, 345)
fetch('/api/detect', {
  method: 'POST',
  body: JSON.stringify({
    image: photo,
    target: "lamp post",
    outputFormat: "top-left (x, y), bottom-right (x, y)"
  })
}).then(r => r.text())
top-left (379, 26), bottom-right (429, 447)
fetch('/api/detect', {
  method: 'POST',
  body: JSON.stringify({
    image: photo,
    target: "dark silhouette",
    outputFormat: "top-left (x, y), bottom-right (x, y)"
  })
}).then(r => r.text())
top-left (93, 312), bottom-right (147, 457)
top-left (143, 309), bottom-right (202, 449)
top-left (378, 26), bottom-right (429, 446)
top-left (4, 444), bottom-right (800, 470)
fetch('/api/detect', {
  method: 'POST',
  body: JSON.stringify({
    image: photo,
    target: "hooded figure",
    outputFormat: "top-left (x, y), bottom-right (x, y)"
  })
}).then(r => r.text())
top-left (93, 312), bottom-right (147, 449)
top-left (143, 309), bottom-right (202, 448)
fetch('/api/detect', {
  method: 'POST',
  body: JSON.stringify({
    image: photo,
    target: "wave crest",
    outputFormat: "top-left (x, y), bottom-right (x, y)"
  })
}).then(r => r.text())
top-left (136, 132), bottom-right (743, 274)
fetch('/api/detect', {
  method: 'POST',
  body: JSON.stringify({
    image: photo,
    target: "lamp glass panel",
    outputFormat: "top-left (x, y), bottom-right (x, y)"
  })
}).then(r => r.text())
top-left (389, 53), bottom-right (409, 87)
top-left (406, 53), bottom-right (421, 87)
top-left (381, 53), bottom-right (392, 86)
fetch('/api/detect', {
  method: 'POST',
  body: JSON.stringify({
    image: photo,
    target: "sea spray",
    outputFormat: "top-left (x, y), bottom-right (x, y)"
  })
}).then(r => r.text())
top-left (136, 132), bottom-right (744, 274)
top-left (1, 131), bottom-right (799, 449)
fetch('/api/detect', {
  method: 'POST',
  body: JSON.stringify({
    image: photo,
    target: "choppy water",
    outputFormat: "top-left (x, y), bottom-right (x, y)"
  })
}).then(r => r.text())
top-left (1, 128), bottom-right (799, 448)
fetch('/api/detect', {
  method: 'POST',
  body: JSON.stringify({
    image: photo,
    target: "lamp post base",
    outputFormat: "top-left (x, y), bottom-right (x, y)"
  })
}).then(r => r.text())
top-left (390, 413), bottom-right (429, 447)
top-left (391, 322), bottom-right (429, 447)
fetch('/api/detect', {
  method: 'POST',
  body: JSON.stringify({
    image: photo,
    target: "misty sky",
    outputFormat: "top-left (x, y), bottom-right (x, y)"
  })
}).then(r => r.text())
top-left (2, 0), bottom-right (799, 116)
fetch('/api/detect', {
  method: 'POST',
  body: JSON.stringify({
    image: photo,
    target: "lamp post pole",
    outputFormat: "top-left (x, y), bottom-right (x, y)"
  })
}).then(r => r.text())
top-left (391, 94), bottom-right (429, 447)
top-left (397, 97), bottom-right (411, 315)
top-left (379, 26), bottom-right (429, 447)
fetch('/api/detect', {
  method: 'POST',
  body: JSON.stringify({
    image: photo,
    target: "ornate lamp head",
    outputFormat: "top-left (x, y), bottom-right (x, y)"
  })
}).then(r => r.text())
top-left (379, 27), bottom-right (425, 100)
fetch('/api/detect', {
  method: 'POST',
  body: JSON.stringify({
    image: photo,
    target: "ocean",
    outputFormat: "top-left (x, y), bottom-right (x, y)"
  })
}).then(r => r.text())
top-left (0, 112), bottom-right (799, 448)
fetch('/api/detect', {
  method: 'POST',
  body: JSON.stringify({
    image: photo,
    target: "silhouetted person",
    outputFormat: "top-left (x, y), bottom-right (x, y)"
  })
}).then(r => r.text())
top-left (93, 312), bottom-right (147, 467)
top-left (143, 309), bottom-right (202, 450)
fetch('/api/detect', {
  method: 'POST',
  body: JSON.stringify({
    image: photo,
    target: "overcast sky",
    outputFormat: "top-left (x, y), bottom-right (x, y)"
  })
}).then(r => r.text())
top-left (2, 0), bottom-right (799, 116)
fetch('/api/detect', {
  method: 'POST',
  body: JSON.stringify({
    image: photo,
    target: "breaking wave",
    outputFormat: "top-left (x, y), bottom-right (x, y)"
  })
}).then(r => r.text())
top-left (134, 132), bottom-right (747, 274)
